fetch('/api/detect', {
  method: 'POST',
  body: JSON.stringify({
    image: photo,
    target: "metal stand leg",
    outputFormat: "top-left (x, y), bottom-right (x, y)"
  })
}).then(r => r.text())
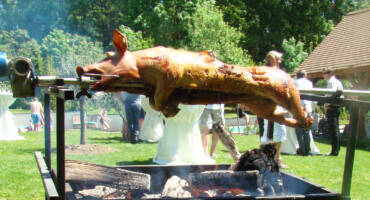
top-left (44, 93), bottom-right (51, 170)
top-left (56, 97), bottom-right (65, 199)
top-left (341, 106), bottom-right (359, 200)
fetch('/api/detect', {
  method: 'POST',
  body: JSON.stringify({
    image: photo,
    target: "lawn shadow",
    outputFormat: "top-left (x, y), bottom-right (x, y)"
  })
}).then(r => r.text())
top-left (16, 147), bottom-right (45, 154)
top-left (89, 136), bottom-right (127, 144)
top-left (116, 158), bottom-right (154, 166)
top-left (315, 135), bottom-right (370, 152)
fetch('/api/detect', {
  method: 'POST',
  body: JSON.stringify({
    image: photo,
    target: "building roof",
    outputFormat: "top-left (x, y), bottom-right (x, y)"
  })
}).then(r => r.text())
top-left (296, 8), bottom-right (370, 79)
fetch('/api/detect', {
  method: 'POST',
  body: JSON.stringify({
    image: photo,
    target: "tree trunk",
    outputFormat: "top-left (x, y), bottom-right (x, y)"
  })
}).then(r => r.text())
top-left (79, 96), bottom-right (86, 144)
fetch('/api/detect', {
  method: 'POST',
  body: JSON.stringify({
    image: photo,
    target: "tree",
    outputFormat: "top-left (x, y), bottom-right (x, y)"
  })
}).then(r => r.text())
top-left (41, 29), bottom-right (103, 78)
top-left (41, 29), bottom-right (104, 144)
top-left (0, 29), bottom-right (41, 64)
top-left (281, 37), bottom-right (308, 73)
top-left (117, 25), bottom-right (154, 50)
top-left (0, 0), bottom-right (67, 42)
top-left (186, 1), bottom-right (253, 66)
top-left (0, 29), bottom-right (42, 109)
top-left (216, 0), bottom-right (355, 63)
top-left (66, 0), bottom-right (158, 49)
top-left (135, 0), bottom-right (200, 48)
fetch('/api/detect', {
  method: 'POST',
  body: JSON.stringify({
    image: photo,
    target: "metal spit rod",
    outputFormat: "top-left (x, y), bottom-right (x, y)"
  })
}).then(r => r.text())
top-left (299, 88), bottom-right (370, 97)
top-left (36, 75), bottom-right (145, 88)
top-left (37, 75), bottom-right (369, 97)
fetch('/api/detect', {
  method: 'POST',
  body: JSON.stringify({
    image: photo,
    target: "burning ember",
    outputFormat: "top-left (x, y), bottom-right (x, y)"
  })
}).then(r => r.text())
top-left (66, 143), bottom-right (286, 199)
top-left (232, 143), bottom-right (284, 196)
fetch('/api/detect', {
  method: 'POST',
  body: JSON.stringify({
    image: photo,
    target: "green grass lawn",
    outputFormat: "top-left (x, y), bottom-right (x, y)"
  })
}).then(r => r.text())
top-left (0, 129), bottom-right (369, 200)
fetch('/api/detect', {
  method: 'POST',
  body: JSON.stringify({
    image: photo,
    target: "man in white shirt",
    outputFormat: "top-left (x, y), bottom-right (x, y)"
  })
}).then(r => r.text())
top-left (322, 68), bottom-right (343, 156)
top-left (294, 70), bottom-right (313, 155)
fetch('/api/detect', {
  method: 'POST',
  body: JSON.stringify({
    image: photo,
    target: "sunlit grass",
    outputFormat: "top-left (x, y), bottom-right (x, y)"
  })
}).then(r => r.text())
top-left (0, 130), bottom-right (368, 199)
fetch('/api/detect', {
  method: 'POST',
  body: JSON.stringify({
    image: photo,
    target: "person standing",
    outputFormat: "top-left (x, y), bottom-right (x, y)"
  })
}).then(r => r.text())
top-left (122, 92), bottom-right (145, 144)
top-left (30, 97), bottom-right (44, 131)
top-left (257, 50), bottom-right (283, 138)
top-left (200, 104), bottom-right (225, 158)
top-left (237, 104), bottom-right (250, 133)
top-left (322, 67), bottom-right (343, 156)
top-left (261, 50), bottom-right (288, 168)
top-left (294, 70), bottom-right (313, 155)
top-left (99, 109), bottom-right (111, 130)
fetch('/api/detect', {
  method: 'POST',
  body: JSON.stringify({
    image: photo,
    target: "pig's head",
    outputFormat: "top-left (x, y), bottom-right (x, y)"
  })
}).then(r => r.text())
top-left (76, 29), bottom-right (140, 91)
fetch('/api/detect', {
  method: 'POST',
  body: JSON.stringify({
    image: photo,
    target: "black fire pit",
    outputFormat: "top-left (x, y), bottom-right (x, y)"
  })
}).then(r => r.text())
top-left (61, 161), bottom-right (340, 200)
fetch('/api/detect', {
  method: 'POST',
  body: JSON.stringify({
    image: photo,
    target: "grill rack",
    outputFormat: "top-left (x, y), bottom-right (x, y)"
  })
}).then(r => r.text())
top-left (37, 86), bottom-right (369, 200)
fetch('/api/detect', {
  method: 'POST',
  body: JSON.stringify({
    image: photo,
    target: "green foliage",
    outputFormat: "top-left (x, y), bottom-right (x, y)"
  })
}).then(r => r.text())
top-left (66, 0), bottom-right (158, 49)
top-left (136, 0), bottom-right (200, 48)
top-left (315, 79), bottom-right (328, 88)
top-left (216, 0), bottom-right (352, 62)
top-left (0, 80), bottom-right (11, 91)
top-left (117, 25), bottom-right (154, 51)
top-left (41, 29), bottom-right (104, 111)
top-left (187, 0), bottom-right (253, 66)
top-left (281, 37), bottom-right (308, 72)
top-left (0, 0), bottom-right (67, 41)
top-left (315, 79), bottom-right (352, 89)
top-left (0, 29), bottom-right (41, 65)
top-left (41, 29), bottom-right (104, 77)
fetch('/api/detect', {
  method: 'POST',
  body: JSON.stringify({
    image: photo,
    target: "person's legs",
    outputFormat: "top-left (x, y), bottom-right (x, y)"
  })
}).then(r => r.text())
top-left (209, 109), bottom-right (224, 157)
top-left (296, 128), bottom-right (309, 155)
top-left (257, 117), bottom-right (264, 138)
top-left (139, 108), bottom-right (145, 131)
top-left (326, 106), bottom-right (341, 155)
top-left (103, 121), bottom-right (110, 130)
top-left (209, 132), bottom-right (219, 157)
top-left (303, 130), bottom-right (311, 155)
top-left (275, 142), bottom-right (288, 168)
top-left (275, 142), bottom-right (282, 160)
top-left (202, 129), bottom-right (210, 155)
top-left (31, 113), bottom-right (41, 131)
top-left (200, 109), bottom-right (212, 155)
top-left (125, 103), bottom-right (141, 143)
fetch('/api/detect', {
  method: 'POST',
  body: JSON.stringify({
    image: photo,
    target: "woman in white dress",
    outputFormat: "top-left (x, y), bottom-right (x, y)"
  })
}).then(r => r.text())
top-left (139, 96), bottom-right (164, 143)
top-left (153, 104), bottom-right (215, 164)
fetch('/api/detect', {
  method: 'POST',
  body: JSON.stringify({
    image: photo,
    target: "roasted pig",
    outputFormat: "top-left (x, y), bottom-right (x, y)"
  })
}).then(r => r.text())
top-left (76, 30), bottom-right (313, 129)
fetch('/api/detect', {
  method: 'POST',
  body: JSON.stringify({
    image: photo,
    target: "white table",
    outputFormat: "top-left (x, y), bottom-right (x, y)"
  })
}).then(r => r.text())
top-left (153, 104), bottom-right (215, 165)
top-left (0, 91), bottom-right (24, 140)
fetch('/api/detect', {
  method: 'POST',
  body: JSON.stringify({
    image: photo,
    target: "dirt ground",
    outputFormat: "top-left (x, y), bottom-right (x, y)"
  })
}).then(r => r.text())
top-left (65, 144), bottom-right (119, 155)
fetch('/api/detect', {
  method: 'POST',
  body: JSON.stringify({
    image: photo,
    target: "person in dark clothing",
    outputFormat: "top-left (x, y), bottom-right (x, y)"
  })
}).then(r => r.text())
top-left (121, 92), bottom-right (145, 144)
top-left (322, 68), bottom-right (343, 156)
top-left (257, 117), bottom-right (264, 138)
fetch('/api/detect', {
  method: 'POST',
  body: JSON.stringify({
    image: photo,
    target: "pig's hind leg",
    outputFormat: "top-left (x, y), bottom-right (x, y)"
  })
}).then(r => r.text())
top-left (243, 99), bottom-right (301, 128)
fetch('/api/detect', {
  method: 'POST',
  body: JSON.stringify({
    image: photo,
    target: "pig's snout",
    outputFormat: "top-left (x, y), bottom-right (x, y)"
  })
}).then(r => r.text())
top-left (76, 66), bottom-right (86, 77)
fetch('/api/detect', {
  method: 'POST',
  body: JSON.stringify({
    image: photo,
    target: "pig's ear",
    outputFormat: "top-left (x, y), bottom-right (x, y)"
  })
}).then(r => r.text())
top-left (113, 29), bottom-right (128, 57)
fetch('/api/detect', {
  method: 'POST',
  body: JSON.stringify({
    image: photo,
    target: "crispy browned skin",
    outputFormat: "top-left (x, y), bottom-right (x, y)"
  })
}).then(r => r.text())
top-left (76, 30), bottom-right (313, 129)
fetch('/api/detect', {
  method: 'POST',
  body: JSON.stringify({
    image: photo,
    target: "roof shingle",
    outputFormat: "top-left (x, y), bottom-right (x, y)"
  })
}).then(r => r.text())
top-left (296, 8), bottom-right (370, 79)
